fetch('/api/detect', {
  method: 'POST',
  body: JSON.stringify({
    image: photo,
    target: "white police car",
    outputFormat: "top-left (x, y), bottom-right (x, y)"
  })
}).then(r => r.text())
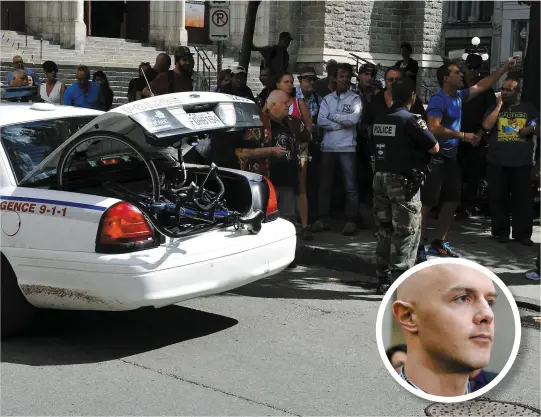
top-left (0, 89), bottom-right (296, 338)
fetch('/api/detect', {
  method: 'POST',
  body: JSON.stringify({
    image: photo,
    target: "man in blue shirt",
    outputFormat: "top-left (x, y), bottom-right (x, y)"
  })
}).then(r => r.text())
top-left (418, 57), bottom-right (517, 261)
top-left (7, 55), bottom-right (41, 86)
top-left (63, 65), bottom-right (103, 110)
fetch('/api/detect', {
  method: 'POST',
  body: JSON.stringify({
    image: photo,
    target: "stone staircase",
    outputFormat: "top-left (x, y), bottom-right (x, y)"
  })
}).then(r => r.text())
top-left (0, 31), bottom-right (263, 106)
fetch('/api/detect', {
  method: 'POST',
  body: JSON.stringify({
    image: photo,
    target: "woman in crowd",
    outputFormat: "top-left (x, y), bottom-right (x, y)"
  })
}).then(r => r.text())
top-left (274, 72), bottom-right (313, 240)
top-left (39, 60), bottom-right (66, 104)
top-left (214, 69), bottom-right (232, 92)
top-left (92, 70), bottom-right (114, 111)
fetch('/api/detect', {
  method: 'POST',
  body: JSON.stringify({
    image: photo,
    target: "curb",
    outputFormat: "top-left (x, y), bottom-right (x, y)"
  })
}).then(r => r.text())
top-left (295, 243), bottom-right (376, 277)
top-left (514, 296), bottom-right (541, 312)
top-left (296, 243), bottom-right (541, 311)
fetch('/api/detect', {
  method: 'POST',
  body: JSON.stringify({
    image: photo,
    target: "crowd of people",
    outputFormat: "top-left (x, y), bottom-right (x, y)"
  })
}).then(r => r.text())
top-left (4, 34), bottom-right (539, 287)
top-left (5, 55), bottom-right (114, 111)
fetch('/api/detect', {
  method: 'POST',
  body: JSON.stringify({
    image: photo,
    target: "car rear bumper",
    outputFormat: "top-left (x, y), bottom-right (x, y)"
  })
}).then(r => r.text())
top-left (6, 219), bottom-right (296, 310)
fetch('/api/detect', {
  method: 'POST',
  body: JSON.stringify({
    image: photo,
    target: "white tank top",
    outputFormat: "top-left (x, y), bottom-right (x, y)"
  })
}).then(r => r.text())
top-left (40, 81), bottom-right (62, 104)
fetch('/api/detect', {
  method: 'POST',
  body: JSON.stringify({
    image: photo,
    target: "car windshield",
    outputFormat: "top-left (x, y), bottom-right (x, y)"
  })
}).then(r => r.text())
top-left (1, 116), bottom-right (96, 183)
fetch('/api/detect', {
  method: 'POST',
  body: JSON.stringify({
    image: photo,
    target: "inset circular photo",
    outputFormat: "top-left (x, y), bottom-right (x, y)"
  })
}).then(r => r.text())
top-left (376, 258), bottom-right (522, 403)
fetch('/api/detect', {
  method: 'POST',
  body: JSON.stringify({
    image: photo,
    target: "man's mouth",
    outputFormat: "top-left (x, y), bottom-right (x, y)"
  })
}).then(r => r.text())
top-left (470, 333), bottom-right (493, 344)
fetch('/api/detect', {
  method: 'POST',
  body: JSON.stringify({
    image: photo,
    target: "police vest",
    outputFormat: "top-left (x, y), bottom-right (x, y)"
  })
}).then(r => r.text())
top-left (372, 109), bottom-right (410, 174)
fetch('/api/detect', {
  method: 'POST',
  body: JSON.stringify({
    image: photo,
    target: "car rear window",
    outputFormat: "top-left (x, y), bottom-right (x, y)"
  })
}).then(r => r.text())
top-left (1, 116), bottom-right (95, 182)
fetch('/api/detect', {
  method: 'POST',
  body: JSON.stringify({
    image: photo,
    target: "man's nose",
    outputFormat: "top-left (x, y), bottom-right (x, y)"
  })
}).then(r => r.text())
top-left (474, 300), bottom-right (495, 325)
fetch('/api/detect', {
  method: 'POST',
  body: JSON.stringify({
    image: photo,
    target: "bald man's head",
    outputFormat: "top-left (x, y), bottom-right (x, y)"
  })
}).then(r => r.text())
top-left (267, 89), bottom-right (289, 121)
top-left (392, 263), bottom-right (496, 373)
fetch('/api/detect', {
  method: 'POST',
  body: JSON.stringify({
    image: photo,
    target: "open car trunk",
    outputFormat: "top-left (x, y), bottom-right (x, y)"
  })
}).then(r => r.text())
top-left (18, 92), bottom-right (275, 249)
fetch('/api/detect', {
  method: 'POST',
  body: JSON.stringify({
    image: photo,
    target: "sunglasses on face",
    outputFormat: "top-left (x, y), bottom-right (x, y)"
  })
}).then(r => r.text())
top-left (386, 78), bottom-right (397, 82)
top-left (466, 65), bottom-right (479, 70)
top-left (500, 88), bottom-right (515, 93)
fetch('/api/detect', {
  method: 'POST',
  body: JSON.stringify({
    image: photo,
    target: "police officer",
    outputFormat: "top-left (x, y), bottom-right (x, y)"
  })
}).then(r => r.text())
top-left (371, 78), bottom-right (440, 294)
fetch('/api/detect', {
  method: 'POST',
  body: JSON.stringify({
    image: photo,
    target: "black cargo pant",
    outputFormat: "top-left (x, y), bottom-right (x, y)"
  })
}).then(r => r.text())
top-left (487, 164), bottom-right (533, 240)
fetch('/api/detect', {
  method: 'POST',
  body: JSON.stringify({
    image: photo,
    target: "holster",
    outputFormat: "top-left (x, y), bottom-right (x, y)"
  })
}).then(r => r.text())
top-left (402, 169), bottom-right (426, 201)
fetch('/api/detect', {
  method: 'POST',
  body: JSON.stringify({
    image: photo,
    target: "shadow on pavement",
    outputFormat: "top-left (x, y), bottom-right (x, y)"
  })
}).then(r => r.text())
top-left (299, 216), bottom-right (540, 286)
top-left (230, 267), bottom-right (384, 301)
top-left (1, 305), bottom-right (238, 366)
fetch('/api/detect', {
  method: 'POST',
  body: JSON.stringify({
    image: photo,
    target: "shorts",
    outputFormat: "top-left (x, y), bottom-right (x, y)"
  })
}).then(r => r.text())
top-left (275, 186), bottom-right (296, 219)
top-left (421, 157), bottom-right (461, 207)
top-left (299, 144), bottom-right (310, 164)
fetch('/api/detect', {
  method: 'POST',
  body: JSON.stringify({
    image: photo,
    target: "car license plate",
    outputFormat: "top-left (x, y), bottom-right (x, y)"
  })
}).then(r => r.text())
top-left (185, 112), bottom-right (224, 130)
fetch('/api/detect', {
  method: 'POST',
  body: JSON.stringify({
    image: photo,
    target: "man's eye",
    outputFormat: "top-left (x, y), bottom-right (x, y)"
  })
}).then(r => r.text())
top-left (487, 299), bottom-right (496, 308)
top-left (455, 295), bottom-right (469, 303)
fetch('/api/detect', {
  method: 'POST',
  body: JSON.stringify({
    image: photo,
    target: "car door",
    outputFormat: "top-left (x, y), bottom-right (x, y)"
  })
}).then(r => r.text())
top-left (0, 116), bottom-right (113, 253)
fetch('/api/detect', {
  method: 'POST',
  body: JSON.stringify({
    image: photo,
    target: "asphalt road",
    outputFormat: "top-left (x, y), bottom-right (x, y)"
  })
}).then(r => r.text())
top-left (2, 266), bottom-right (540, 416)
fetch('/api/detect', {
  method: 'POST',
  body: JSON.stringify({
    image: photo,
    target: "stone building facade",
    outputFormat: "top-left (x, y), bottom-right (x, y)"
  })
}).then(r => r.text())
top-left (13, 0), bottom-right (452, 91)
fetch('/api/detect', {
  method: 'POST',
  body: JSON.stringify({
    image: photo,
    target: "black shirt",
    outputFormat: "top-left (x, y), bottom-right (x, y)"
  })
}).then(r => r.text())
top-left (365, 89), bottom-right (426, 127)
top-left (269, 118), bottom-right (299, 189)
top-left (485, 101), bottom-right (539, 167)
top-left (221, 83), bottom-right (256, 101)
top-left (394, 59), bottom-right (419, 82)
top-left (372, 106), bottom-right (437, 175)
top-left (135, 68), bottom-right (158, 93)
top-left (462, 82), bottom-right (496, 134)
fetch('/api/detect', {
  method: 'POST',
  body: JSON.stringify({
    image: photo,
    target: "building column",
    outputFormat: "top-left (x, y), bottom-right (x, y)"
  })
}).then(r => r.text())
top-left (75, 0), bottom-right (87, 47)
top-left (178, 0), bottom-right (188, 46)
top-left (57, 0), bottom-right (86, 50)
top-left (149, 0), bottom-right (167, 51)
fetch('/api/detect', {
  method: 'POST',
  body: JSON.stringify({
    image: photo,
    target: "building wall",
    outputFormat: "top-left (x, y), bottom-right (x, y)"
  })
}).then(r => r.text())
top-left (25, 0), bottom-right (85, 50)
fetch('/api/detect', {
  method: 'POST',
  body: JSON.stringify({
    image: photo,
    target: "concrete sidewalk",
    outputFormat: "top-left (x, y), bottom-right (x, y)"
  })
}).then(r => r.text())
top-left (295, 214), bottom-right (541, 311)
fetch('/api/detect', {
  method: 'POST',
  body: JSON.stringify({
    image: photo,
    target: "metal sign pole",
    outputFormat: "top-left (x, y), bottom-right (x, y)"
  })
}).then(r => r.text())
top-left (217, 41), bottom-right (223, 77)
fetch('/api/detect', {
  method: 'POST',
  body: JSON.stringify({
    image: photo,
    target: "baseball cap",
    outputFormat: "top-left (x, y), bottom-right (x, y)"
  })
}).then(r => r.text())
top-left (232, 66), bottom-right (247, 75)
top-left (174, 46), bottom-right (194, 59)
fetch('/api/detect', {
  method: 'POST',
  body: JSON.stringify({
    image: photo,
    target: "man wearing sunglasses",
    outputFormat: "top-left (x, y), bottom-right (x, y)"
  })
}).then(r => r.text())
top-left (456, 54), bottom-right (497, 221)
top-left (63, 65), bottom-right (103, 110)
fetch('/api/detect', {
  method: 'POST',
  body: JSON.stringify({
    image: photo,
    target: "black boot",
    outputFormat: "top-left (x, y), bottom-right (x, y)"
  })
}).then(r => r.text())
top-left (376, 275), bottom-right (391, 295)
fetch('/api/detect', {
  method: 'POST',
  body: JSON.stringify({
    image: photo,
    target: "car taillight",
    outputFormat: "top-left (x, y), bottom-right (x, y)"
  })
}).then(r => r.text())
top-left (96, 202), bottom-right (156, 253)
top-left (264, 176), bottom-right (278, 218)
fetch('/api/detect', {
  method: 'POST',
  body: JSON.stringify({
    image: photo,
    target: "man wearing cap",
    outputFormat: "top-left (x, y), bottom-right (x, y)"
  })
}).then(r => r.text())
top-left (296, 67), bottom-right (324, 223)
top-left (221, 66), bottom-right (255, 101)
top-left (456, 53), bottom-right (496, 220)
top-left (252, 32), bottom-right (293, 82)
top-left (143, 46), bottom-right (193, 97)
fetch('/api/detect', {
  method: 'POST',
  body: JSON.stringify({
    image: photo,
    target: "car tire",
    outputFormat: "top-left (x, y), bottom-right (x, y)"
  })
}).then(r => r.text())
top-left (1, 254), bottom-right (35, 339)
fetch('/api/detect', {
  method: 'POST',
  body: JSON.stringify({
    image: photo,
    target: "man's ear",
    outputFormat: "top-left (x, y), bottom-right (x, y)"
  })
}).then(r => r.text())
top-left (392, 300), bottom-right (418, 335)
